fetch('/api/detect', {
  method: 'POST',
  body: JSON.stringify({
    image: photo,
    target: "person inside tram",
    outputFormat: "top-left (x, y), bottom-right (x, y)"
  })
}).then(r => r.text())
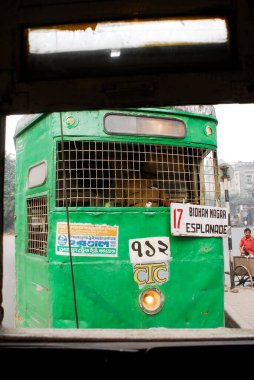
top-left (239, 227), bottom-right (254, 257)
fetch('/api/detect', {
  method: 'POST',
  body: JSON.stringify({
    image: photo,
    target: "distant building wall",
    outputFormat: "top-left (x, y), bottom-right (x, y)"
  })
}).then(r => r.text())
top-left (228, 162), bottom-right (254, 225)
top-left (230, 162), bottom-right (254, 198)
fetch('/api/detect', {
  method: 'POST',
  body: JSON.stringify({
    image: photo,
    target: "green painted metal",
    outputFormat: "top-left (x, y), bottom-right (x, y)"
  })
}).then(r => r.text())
top-left (14, 107), bottom-right (224, 328)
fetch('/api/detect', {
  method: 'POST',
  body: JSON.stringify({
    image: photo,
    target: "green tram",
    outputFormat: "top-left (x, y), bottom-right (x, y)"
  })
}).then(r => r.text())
top-left (14, 106), bottom-right (227, 328)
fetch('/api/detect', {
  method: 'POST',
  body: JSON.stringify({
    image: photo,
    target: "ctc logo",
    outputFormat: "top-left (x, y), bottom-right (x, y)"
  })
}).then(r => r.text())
top-left (133, 262), bottom-right (168, 285)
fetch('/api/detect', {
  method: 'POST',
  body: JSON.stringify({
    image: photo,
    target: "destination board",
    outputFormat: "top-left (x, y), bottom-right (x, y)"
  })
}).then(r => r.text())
top-left (171, 203), bottom-right (228, 237)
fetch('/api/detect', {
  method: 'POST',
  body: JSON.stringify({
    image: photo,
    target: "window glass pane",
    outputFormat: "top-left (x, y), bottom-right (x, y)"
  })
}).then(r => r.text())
top-left (104, 114), bottom-right (186, 137)
top-left (28, 161), bottom-right (47, 188)
top-left (28, 18), bottom-right (228, 54)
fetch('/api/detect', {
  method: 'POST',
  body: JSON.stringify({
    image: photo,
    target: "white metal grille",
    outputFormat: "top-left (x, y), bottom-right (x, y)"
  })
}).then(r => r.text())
top-left (27, 196), bottom-right (48, 256)
top-left (56, 141), bottom-right (220, 207)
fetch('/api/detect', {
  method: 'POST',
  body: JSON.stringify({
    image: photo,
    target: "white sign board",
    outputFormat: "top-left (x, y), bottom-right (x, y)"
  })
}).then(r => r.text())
top-left (170, 203), bottom-right (228, 237)
top-left (129, 236), bottom-right (170, 264)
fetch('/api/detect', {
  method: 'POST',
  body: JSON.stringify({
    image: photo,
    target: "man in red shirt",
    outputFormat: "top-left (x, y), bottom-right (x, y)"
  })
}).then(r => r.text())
top-left (239, 228), bottom-right (254, 256)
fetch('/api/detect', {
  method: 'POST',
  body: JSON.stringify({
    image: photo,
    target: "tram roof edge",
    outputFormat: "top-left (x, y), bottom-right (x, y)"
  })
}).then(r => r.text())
top-left (14, 113), bottom-right (45, 139)
top-left (161, 105), bottom-right (216, 117)
top-left (14, 105), bottom-right (216, 139)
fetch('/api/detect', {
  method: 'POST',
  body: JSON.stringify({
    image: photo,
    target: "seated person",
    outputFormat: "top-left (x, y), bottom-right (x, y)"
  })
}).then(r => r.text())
top-left (239, 227), bottom-right (254, 256)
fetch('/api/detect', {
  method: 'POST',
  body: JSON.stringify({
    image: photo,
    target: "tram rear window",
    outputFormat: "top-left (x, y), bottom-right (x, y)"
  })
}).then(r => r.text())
top-left (55, 141), bottom-right (219, 208)
top-left (104, 114), bottom-right (186, 137)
